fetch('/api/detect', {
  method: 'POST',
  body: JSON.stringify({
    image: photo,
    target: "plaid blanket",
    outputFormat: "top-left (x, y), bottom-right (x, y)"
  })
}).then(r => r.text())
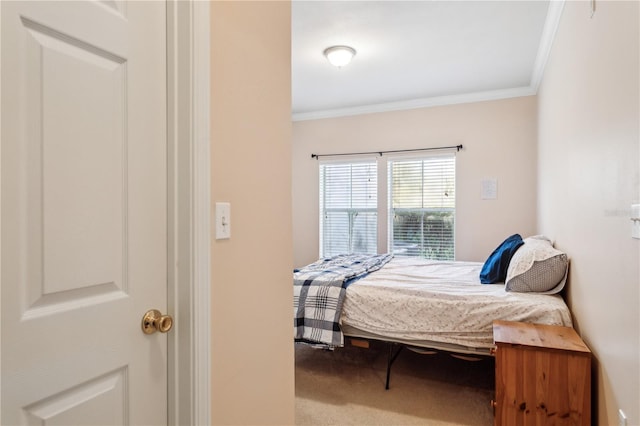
top-left (293, 253), bottom-right (393, 349)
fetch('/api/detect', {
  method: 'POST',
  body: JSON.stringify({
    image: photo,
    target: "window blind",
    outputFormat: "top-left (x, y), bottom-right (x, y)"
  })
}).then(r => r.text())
top-left (320, 161), bottom-right (377, 257)
top-left (388, 155), bottom-right (455, 260)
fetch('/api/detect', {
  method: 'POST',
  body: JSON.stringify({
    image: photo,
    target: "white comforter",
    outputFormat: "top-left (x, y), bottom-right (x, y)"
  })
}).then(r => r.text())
top-left (341, 257), bottom-right (573, 349)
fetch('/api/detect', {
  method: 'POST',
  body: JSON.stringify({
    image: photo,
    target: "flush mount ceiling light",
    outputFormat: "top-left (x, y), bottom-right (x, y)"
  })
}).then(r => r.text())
top-left (323, 45), bottom-right (356, 68)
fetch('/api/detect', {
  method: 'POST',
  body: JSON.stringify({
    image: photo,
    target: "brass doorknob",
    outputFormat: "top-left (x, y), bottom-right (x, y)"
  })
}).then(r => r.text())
top-left (141, 309), bottom-right (173, 334)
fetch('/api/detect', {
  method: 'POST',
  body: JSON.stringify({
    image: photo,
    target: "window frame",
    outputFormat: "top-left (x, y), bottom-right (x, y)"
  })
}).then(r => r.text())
top-left (317, 151), bottom-right (457, 260)
top-left (386, 153), bottom-right (456, 260)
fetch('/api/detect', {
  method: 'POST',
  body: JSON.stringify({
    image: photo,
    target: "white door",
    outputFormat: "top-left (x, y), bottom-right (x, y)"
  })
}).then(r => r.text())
top-left (1, 1), bottom-right (168, 424)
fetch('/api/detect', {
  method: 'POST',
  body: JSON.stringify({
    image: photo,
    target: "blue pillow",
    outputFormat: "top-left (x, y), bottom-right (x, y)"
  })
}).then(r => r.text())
top-left (480, 234), bottom-right (524, 284)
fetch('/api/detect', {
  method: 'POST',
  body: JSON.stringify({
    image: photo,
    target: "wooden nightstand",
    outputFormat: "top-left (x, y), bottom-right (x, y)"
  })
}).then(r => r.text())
top-left (492, 320), bottom-right (591, 426)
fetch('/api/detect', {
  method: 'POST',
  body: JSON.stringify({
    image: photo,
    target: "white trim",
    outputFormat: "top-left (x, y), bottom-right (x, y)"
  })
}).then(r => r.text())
top-left (167, 1), bottom-right (210, 425)
top-left (530, 0), bottom-right (566, 91)
top-left (292, 86), bottom-right (536, 121)
top-left (191, 1), bottom-right (211, 425)
top-left (292, 1), bottom-right (566, 122)
top-left (0, 2), bottom-right (3, 422)
top-left (166, 2), bottom-right (188, 424)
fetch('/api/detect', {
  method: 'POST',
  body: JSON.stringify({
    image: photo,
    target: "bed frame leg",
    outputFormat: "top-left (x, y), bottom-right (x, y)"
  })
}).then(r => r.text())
top-left (385, 343), bottom-right (404, 390)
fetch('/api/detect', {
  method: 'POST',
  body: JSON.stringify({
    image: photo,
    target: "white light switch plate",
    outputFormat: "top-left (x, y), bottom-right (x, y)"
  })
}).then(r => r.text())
top-left (216, 202), bottom-right (231, 240)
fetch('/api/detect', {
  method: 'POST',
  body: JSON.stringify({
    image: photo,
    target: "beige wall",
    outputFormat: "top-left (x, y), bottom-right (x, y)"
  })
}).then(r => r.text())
top-left (538, 1), bottom-right (639, 424)
top-left (210, 2), bottom-right (294, 424)
top-left (292, 97), bottom-right (538, 268)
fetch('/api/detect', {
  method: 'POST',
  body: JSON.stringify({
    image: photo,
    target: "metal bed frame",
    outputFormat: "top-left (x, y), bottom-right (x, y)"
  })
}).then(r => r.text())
top-left (341, 326), bottom-right (493, 390)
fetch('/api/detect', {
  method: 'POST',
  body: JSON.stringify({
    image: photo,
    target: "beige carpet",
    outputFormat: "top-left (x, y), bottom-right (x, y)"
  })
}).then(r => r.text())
top-left (295, 340), bottom-right (495, 426)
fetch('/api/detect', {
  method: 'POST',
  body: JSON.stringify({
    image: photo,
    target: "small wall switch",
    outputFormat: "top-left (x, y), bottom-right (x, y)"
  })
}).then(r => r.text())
top-left (215, 202), bottom-right (231, 240)
top-left (618, 409), bottom-right (627, 426)
top-left (631, 204), bottom-right (640, 239)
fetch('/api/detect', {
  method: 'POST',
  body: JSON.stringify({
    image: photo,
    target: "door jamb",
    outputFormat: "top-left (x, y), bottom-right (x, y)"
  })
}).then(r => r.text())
top-left (167, 1), bottom-right (211, 425)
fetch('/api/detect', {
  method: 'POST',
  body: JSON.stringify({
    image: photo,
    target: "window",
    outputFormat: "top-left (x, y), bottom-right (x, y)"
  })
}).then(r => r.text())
top-left (388, 155), bottom-right (455, 260)
top-left (318, 153), bottom-right (456, 260)
top-left (319, 161), bottom-right (377, 257)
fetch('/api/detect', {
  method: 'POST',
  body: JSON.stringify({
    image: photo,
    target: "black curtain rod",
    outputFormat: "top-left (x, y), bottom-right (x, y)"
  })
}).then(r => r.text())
top-left (311, 144), bottom-right (463, 160)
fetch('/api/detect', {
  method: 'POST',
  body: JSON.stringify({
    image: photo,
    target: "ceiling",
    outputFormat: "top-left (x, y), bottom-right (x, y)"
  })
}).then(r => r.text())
top-left (292, 1), bottom-right (564, 121)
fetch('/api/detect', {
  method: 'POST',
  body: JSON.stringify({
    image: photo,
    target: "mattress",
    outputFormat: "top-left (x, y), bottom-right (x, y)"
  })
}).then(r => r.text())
top-left (341, 257), bottom-right (573, 350)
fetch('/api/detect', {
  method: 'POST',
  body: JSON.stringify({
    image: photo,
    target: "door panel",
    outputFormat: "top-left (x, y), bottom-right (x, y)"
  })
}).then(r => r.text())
top-left (22, 11), bottom-right (127, 317)
top-left (1, 1), bottom-right (167, 424)
top-left (22, 368), bottom-right (128, 426)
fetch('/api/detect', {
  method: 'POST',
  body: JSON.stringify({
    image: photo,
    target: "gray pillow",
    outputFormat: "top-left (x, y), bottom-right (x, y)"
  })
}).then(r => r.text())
top-left (505, 236), bottom-right (568, 294)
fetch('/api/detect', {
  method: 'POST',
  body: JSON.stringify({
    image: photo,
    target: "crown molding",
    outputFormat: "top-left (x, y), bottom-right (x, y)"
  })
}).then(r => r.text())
top-left (292, 86), bottom-right (537, 122)
top-left (530, 0), bottom-right (566, 91)
top-left (292, 0), bottom-right (566, 123)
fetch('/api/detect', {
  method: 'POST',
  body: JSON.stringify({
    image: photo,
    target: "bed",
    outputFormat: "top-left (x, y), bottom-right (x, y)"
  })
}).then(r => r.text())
top-left (294, 235), bottom-right (572, 387)
top-left (340, 257), bottom-right (571, 353)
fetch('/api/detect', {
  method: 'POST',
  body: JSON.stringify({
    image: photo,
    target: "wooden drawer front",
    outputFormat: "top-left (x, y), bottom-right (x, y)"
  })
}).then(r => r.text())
top-left (495, 345), bottom-right (591, 426)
